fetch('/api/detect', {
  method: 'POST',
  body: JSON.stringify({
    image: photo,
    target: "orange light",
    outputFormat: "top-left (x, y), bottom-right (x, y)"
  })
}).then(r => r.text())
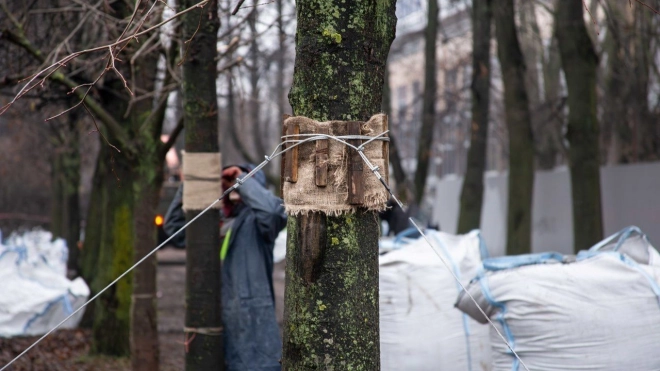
top-left (155, 215), bottom-right (164, 226)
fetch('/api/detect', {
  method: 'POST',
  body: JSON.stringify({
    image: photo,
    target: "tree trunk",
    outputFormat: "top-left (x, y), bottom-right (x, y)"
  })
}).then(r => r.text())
top-left (457, 0), bottom-right (492, 234)
top-left (382, 66), bottom-right (410, 201)
top-left (248, 7), bottom-right (266, 156)
top-left (413, 0), bottom-right (438, 205)
top-left (84, 142), bottom-right (135, 356)
top-left (539, 33), bottom-right (563, 169)
top-left (129, 35), bottom-right (165, 371)
top-left (555, 0), bottom-right (603, 251)
top-left (493, 0), bottom-right (535, 255)
top-left (130, 173), bottom-right (162, 370)
top-left (283, 0), bottom-right (396, 368)
top-left (181, 0), bottom-right (223, 369)
top-left (517, 0), bottom-right (555, 170)
top-left (50, 116), bottom-right (81, 277)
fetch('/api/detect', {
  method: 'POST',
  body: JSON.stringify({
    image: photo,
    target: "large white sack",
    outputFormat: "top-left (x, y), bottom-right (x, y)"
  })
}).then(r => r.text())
top-left (380, 230), bottom-right (492, 371)
top-left (456, 226), bottom-right (660, 371)
top-left (0, 230), bottom-right (90, 337)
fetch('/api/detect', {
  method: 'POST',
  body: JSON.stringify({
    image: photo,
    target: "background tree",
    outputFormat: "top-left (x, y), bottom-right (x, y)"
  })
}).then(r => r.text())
top-left (180, 0), bottom-right (223, 369)
top-left (556, 0), bottom-right (603, 250)
top-left (2, 1), bottom-right (185, 367)
top-left (413, 0), bottom-right (439, 205)
top-left (492, 0), bottom-right (535, 255)
top-left (282, 0), bottom-right (397, 368)
top-left (457, 0), bottom-right (492, 234)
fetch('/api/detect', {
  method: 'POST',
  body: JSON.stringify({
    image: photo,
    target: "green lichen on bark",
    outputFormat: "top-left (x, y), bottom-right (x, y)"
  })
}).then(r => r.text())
top-left (288, 0), bottom-right (396, 122)
top-left (283, 213), bottom-right (380, 370)
top-left (284, 1), bottom-right (396, 368)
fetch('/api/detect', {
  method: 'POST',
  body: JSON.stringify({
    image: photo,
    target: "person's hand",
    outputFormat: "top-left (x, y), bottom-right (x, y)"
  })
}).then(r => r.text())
top-left (222, 166), bottom-right (243, 190)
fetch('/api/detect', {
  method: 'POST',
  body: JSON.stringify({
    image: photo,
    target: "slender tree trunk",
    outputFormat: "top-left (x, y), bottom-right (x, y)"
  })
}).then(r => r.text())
top-left (283, 0), bottom-right (396, 369)
top-left (457, 0), bottom-right (492, 234)
top-left (540, 33), bottom-right (563, 169)
top-left (129, 46), bottom-right (164, 371)
top-left (493, 0), bottom-right (535, 255)
top-left (556, 0), bottom-right (603, 251)
top-left (248, 7), bottom-right (266, 156)
top-left (414, 0), bottom-right (438, 205)
top-left (51, 116), bottom-right (81, 277)
top-left (517, 0), bottom-right (554, 170)
top-left (382, 66), bottom-right (410, 201)
top-left (131, 174), bottom-right (162, 370)
top-left (276, 0), bottom-right (287, 119)
top-left (181, 0), bottom-right (223, 369)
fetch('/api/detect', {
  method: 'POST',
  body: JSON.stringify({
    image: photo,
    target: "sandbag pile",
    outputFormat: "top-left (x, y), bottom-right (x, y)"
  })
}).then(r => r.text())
top-left (0, 230), bottom-right (89, 337)
top-left (380, 230), bottom-right (492, 371)
top-left (456, 226), bottom-right (660, 371)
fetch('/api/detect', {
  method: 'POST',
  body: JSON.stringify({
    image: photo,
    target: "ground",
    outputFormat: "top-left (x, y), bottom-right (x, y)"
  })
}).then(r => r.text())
top-left (0, 248), bottom-right (287, 371)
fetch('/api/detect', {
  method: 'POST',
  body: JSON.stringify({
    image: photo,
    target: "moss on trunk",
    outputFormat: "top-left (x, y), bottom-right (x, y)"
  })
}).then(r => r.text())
top-left (283, 0), bottom-right (396, 369)
top-left (87, 144), bottom-right (135, 356)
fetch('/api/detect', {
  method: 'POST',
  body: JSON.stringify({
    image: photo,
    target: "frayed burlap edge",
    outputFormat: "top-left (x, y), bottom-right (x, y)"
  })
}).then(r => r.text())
top-left (282, 114), bottom-right (389, 216)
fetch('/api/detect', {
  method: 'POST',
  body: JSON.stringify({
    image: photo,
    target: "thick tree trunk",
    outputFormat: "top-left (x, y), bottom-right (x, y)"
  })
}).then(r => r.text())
top-left (457, 0), bottom-right (492, 234)
top-left (84, 142), bottom-right (135, 356)
top-left (181, 0), bottom-right (223, 369)
top-left (493, 0), bottom-right (535, 255)
top-left (413, 0), bottom-right (438, 205)
top-left (283, 0), bottom-right (396, 369)
top-left (555, 0), bottom-right (603, 251)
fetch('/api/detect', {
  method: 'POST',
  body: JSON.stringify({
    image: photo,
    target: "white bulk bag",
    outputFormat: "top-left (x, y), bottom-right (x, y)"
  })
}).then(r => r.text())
top-left (456, 226), bottom-right (660, 371)
top-left (380, 230), bottom-right (492, 371)
top-left (0, 230), bottom-right (89, 337)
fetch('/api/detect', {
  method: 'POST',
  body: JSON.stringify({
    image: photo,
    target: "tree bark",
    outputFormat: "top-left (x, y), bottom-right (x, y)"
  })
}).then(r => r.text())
top-left (85, 142), bottom-right (135, 357)
top-left (128, 22), bottom-right (165, 371)
top-left (413, 0), bottom-right (438, 205)
top-left (50, 114), bottom-right (81, 277)
top-left (283, 0), bottom-right (396, 369)
top-left (180, 0), bottom-right (223, 369)
top-left (130, 174), bottom-right (161, 370)
top-left (493, 0), bottom-right (535, 255)
top-left (555, 0), bottom-right (604, 251)
top-left (382, 66), bottom-right (410, 201)
top-left (457, 0), bottom-right (492, 234)
top-left (539, 32), bottom-right (563, 169)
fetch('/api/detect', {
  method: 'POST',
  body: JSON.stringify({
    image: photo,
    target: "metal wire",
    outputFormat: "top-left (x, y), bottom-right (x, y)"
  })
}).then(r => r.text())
top-left (2, 129), bottom-right (529, 371)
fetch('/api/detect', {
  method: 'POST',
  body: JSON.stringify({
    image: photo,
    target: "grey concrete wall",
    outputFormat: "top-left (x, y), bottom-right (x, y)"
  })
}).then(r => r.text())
top-left (432, 161), bottom-right (660, 256)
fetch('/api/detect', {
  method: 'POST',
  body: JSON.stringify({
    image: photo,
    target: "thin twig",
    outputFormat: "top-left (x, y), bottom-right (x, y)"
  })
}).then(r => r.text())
top-left (178, 1), bottom-right (206, 66)
top-left (231, 0), bottom-right (246, 15)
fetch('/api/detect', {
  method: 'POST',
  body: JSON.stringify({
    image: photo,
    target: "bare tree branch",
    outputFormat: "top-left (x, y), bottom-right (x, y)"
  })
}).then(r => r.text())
top-left (160, 116), bottom-right (183, 159)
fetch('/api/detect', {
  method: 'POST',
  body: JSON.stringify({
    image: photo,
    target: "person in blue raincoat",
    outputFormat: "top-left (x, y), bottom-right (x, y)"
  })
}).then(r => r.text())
top-left (164, 164), bottom-right (286, 371)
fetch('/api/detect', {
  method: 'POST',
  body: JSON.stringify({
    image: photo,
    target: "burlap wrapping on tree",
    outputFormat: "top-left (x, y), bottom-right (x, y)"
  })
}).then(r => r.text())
top-left (282, 114), bottom-right (389, 216)
top-left (182, 152), bottom-right (222, 212)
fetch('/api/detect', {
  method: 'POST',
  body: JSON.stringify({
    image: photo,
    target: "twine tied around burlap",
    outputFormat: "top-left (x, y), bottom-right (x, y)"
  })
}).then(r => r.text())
top-left (282, 114), bottom-right (389, 216)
